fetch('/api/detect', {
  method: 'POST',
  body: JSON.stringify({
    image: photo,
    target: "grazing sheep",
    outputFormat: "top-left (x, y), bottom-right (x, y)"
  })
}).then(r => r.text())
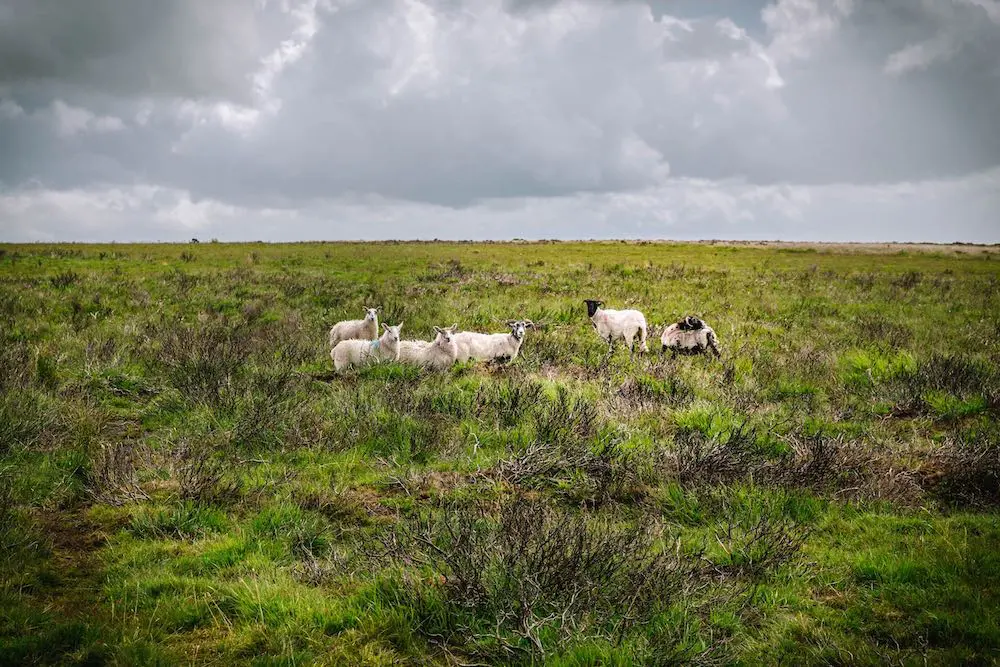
top-left (398, 324), bottom-right (459, 371)
top-left (584, 299), bottom-right (649, 357)
top-left (453, 320), bottom-right (534, 364)
top-left (328, 306), bottom-right (379, 348)
top-left (660, 316), bottom-right (721, 358)
top-left (331, 322), bottom-right (403, 372)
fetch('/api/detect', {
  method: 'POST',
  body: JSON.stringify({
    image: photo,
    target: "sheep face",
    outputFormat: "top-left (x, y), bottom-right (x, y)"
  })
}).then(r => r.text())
top-left (432, 324), bottom-right (458, 345)
top-left (679, 316), bottom-right (704, 331)
top-left (381, 322), bottom-right (403, 343)
top-left (363, 307), bottom-right (379, 322)
top-left (584, 299), bottom-right (604, 318)
top-left (506, 320), bottom-right (531, 341)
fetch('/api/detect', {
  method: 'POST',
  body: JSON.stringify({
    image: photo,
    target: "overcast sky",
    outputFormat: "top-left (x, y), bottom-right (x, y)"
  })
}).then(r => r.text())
top-left (1, 0), bottom-right (998, 242)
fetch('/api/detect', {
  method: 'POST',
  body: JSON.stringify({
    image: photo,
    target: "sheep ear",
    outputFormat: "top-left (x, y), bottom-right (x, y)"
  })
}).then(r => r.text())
top-left (381, 322), bottom-right (389, 331)
top-left (525, 320), bottom-right (535, 328)
top-left (433, 326), bottom-right (442, 334)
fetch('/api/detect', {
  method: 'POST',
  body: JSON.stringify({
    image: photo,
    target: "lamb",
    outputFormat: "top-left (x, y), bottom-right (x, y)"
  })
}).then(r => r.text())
top-left (660, 315), bottom-right (721, 358)
top-left (328, 306), bottom-right (379, 348)
top-left (584, 299), bottom-right (649, 357)
top-left (453, 320), bottom-right (534, 364)
top-left (397, 324), bottom-right (459, 371)
top-left (331, 322), bottom-right (403, 372)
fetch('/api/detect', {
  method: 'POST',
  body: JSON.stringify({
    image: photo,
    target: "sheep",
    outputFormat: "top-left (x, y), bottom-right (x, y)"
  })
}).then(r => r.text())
top-left (453, 320), bottom-right (534, 364)
top-left (660, 315), bottom-right (721, 358)
top-left (328, 306), bottom-right (379, 348)
top-left (331, 322), bottom-right (403, 372)
top-left (397, 324), bottom-right (459, 371)
top-left (583, 299), bottom-right (649, 357)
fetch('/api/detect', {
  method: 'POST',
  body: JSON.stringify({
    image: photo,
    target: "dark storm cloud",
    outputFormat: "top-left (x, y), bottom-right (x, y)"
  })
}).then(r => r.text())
top-left (0, 0), bottom-right (288, 103)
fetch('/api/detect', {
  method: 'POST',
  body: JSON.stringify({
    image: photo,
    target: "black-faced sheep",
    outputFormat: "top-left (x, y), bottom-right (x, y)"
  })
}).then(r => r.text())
top-left (584, 299), bottom-right (649, 356)
top-left (660, 316), bottom-right (720, 358)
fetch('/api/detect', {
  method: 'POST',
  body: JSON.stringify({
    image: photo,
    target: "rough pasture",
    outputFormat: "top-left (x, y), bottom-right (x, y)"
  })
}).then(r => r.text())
top-left (1, 240), bottom-right (999, 665)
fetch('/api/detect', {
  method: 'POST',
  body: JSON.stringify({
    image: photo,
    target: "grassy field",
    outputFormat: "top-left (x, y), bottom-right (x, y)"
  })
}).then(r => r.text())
top-left (1, 240), bottom-right (999, 666)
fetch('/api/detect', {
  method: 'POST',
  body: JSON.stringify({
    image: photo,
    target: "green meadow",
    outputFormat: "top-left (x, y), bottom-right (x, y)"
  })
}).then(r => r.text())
top-left (1, 240), bottom-right (998, 665)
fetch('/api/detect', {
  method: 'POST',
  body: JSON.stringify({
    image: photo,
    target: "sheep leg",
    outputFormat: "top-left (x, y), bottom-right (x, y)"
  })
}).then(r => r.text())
top-left (708, 332), bottom-right (722, 358)
top-left (603, 335), bottom-right (615, 363)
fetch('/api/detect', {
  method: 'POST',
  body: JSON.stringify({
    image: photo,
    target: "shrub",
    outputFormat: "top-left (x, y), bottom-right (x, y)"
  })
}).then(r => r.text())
top-left (49, 271), bottom-right (80, 289)
top-left (391, 494), bottom-right (708, 660)
top-left (921, 432), bottom-right (1000, 508)
top-left (171, 441), bottom-right (241, 505)
top-left (85, 441), bottom-right (149, 506)
top-left (494, 433), bottom-right (649, 507)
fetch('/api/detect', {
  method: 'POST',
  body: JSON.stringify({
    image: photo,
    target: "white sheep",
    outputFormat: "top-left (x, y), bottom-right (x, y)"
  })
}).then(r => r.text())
top-left (331, 322), bottom-right (403, 372)
top-left (397, 324), bottom-right (459, 371)
top-left (328, 306), bottom-right (379, 348)
top-left (453, 320), bottom-right (534, 365)
top-left (660, 316), bottom-right (721, 358)
top-left (584, 299), bottom-right (649, 357)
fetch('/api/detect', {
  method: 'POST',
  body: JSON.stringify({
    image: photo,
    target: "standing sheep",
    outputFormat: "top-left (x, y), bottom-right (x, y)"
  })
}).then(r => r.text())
top-left (453, 320), bottom-right (534, 364)
top-left (331, 322), bottom-right (404, 372)
top-left (584, 299), bottom-right (649, 357)
top-left (660, 316), bottom-right (721, 358)
top-left (397, 324), bottom-right (459, 371)
top-left (328, 306), bottom-right (379, 348)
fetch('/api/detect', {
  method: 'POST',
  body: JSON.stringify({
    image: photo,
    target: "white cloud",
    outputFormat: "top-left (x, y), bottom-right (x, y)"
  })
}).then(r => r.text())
top-left (3, 167), bottom-right (997, 243)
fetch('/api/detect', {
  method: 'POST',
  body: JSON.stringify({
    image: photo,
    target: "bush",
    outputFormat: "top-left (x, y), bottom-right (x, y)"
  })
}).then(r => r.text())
top-left (390, 494), bottom-right (708, 660)
top-left (921, 431), bottom-right (1000, 508)
top-left (85, 441), bottom-right (149, 506)
top-left (493, 433), bottom-right (648, 507)
top-left (171, 441), bottom-right (241, 506)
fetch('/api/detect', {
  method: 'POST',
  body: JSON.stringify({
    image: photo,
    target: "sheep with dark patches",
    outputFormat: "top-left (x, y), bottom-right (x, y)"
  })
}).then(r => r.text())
top-left (584, 299), bottom-right (649, 357)
top-left (660, 316), bottom-right (721, 358)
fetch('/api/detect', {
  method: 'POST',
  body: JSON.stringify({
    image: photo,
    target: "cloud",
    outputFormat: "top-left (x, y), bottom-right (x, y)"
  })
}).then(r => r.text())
top-left (0, 0), bottom-right (998, 242)
top-left (50, 100), bottom-right (125, 136)
top-left (4, 167), bottom-right (997, 243)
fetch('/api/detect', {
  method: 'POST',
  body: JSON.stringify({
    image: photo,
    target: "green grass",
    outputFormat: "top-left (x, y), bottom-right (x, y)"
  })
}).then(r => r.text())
top-left (1, 240), bottom-right (999, 665)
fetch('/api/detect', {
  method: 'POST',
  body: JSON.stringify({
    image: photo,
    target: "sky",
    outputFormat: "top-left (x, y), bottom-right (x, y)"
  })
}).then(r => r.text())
top-left (0, 0), bottom-right (998, 243)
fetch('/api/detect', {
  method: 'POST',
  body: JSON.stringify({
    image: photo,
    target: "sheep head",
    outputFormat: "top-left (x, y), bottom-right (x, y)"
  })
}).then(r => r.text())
top-left (506, 320), bottom-right (529, 340)
top-left (381, 321), bottom-right (403, 343)
top-left (432, 324), bottom-right (458, 345)
top-left (583, 299), bottom-right (604, 318)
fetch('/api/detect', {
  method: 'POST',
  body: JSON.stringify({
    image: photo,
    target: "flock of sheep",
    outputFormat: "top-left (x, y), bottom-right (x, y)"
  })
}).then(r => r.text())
top-left (328, 301), bottom-right (721, 373)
